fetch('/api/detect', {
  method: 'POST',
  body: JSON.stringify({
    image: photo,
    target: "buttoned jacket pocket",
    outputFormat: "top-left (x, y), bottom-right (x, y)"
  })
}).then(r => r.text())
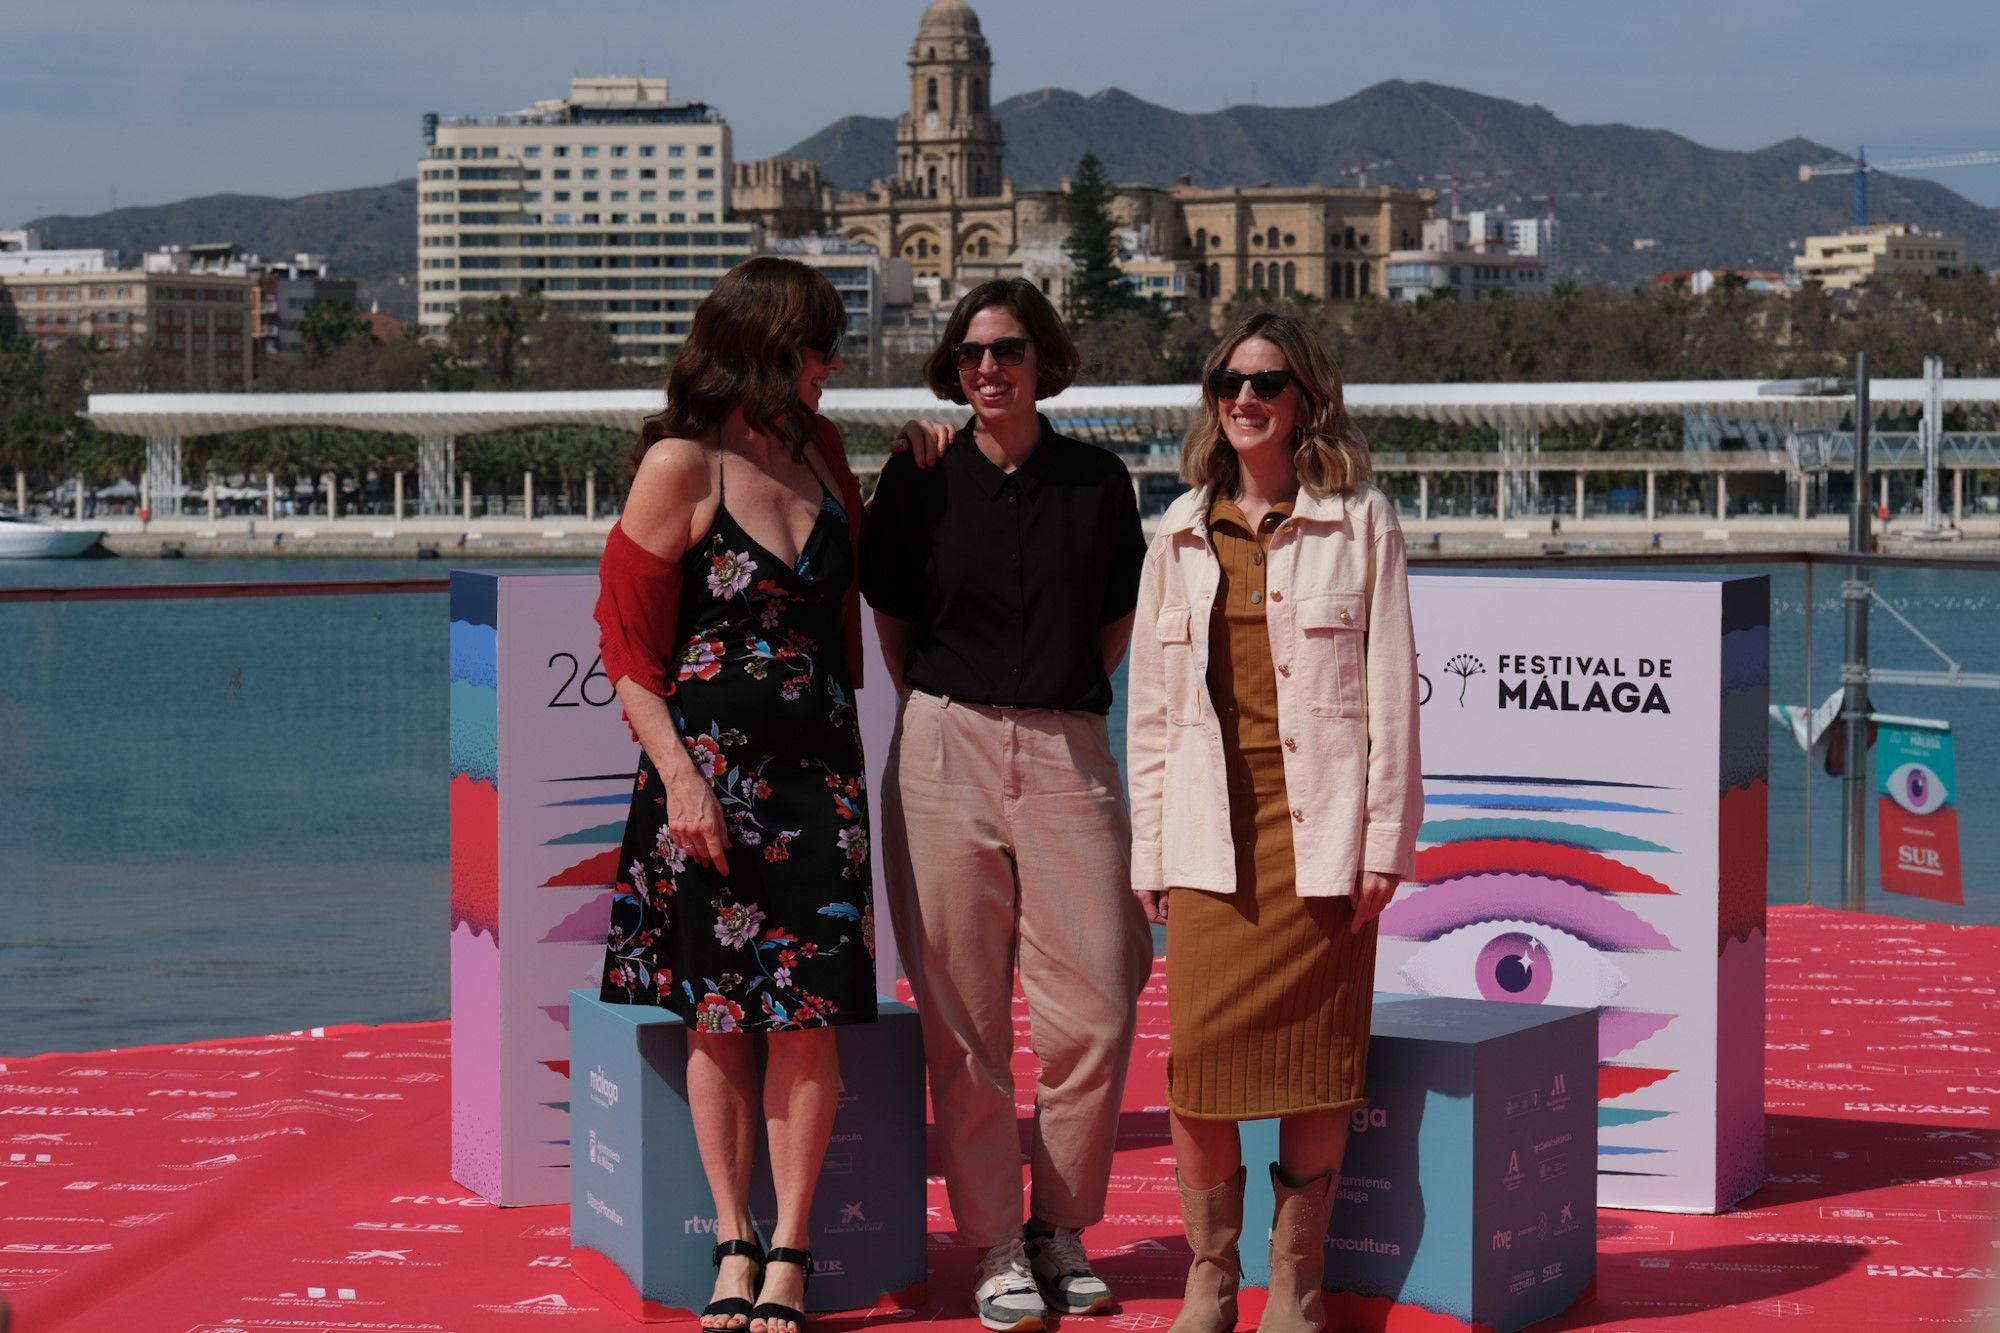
top-left (1296, 590), bottom-right (1367, 718)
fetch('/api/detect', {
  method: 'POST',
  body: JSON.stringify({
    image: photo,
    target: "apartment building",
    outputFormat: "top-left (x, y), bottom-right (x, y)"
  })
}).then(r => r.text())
top-left (417, 76), bottom-right (756, 361)
top-left (766, 235), bottom-right (914, 379)
top-left (0, 239), bottom-right (255, 389)
top-left (1793, 223), bottom-right (1967, 292)
top-left (1383, 212), bottom-right (1551, 303)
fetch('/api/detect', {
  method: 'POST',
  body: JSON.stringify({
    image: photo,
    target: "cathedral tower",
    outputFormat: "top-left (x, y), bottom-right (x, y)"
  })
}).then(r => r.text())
top-left (895, 0), bottom-right (1005, 199)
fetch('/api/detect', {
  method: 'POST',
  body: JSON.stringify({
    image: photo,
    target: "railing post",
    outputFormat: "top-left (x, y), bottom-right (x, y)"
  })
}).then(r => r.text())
top-left (394, 471), bottom-right (406, 523)
top-left (463, 472), bottom-right (474, 524)
top-left (73, 475), bottom-right (85, 522)
top-left (586, 472), bottom-right (597, 522)
top-left (1841, 352), bottom-right (1872, 913)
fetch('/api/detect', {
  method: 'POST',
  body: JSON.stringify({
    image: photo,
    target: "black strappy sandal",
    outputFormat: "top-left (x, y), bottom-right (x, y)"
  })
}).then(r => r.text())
top-left (703, 1237), bottom-right (765, 1329)
top-left (750, 1246), bottom-right (812, 1332)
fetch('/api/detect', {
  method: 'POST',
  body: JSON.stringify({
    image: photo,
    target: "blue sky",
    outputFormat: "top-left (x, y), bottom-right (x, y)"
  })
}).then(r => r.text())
top-left (6, 0), bottom-right (1998, 225)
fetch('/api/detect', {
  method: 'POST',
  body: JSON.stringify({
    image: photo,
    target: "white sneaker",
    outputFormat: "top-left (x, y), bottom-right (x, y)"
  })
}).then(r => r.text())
top-left (973, 1238), bottom-right (1047, 1332)
top-left (1023, 1224), bottom-right (1112, 1315)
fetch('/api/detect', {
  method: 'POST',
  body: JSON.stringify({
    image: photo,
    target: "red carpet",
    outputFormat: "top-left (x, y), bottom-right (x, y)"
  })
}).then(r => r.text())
top-left (4, 906), bottom-right (1997, 1331)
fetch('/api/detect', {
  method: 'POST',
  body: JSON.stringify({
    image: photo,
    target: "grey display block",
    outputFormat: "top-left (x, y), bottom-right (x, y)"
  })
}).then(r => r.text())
top-left (1242, 995), bottom-right (1597, 1332)
top-left (567, 991), bottom-right (927, 1321)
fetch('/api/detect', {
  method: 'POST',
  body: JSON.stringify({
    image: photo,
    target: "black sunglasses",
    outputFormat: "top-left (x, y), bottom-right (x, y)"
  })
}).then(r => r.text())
top-left (951, 337), bottom-right (1031, 370)
top-left (1208, 368), bottom-right (1296, 401)
top-left (810, 331), bottom-right (842, 362)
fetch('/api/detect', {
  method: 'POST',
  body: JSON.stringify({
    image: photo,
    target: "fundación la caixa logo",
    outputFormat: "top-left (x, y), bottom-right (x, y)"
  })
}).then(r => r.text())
top-left (1419, 653), bottom-right (1673, 715)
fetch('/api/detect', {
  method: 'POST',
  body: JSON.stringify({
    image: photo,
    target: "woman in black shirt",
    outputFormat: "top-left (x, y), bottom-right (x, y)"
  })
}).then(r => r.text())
top-left (861, 279), bottom-right (1152, 1333)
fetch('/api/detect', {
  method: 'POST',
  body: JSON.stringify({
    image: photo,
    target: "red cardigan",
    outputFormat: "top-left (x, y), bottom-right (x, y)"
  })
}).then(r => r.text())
top-left (594, 414), bottom-right (868, 712)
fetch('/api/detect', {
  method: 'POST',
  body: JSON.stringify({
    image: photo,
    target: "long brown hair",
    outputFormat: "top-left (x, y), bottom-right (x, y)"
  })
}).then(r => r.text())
top-left (627, 256), bottom-right (845, 478)
top-left (1181, 312), bottom-right (1373, 501)
top-left (921, 278), bottom-right (1079, 403)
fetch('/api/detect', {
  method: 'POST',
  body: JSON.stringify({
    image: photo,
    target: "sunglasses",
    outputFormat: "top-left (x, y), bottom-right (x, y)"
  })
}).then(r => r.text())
top-left (951, 337), bottom-right (1031, 370)
top-left (1208, 368), bottom-right (1296, 401)
top-left (810, 331), bottom-right (843, 363)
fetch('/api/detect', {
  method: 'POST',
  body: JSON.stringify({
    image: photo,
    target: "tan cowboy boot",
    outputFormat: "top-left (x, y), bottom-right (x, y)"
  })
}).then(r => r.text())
top-left (1169, 1166), bottom-right (1246, 1333)
top-left (1258, 1163), bottom-right (1337, 1333)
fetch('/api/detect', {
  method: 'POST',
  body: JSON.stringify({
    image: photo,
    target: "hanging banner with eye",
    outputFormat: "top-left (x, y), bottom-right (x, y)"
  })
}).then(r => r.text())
top-left (1875, 719), bottom-right (1963, 905)
top-left (1383, 573), bottom-right (1768, 1216)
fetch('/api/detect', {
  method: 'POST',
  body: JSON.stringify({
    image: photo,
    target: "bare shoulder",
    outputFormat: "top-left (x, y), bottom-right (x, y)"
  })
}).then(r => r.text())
top-left (623, 436), bottom-right (714, 559)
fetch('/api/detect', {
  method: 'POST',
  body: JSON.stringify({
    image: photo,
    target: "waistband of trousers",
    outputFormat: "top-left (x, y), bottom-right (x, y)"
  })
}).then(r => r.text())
top-left (907, 688), bottom-right (1101, 721)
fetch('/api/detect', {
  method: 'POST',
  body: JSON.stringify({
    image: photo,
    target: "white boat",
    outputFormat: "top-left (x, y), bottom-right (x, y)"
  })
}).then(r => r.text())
top-left (0, 509), bottom-right (104, 558)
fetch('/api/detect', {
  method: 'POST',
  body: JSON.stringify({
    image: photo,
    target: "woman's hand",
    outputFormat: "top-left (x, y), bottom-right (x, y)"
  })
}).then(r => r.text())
top-left (664, 757), bottom-right (731, 875)
top-left (1351, 871), bottom-right (1400, 932)
top-left (1137, 890), bottom-right (1168, 925)
top-left (892, 418), bottom-right (956, 469)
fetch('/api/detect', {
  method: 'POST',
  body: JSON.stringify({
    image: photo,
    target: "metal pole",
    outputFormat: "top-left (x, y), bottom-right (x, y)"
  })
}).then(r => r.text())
top-left (1803, 560), bottom-right (1814, 904)
top-left (1841, 352), bottom-right (1872, 913)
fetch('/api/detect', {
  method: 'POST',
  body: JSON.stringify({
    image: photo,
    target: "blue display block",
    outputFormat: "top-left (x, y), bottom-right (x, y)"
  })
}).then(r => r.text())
top-left (566, 991), bottom-right (928, 1322)
top-left (1242, 996), bottom-right (1596, 1333)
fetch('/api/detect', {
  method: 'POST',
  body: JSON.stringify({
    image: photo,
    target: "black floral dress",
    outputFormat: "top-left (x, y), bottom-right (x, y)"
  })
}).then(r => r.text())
top-left (600, 470), bottom-right (876, 1033)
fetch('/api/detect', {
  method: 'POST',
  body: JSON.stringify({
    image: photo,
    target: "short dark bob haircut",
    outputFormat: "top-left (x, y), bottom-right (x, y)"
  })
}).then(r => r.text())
top-left (921, 278), bottom-right (1080, 404)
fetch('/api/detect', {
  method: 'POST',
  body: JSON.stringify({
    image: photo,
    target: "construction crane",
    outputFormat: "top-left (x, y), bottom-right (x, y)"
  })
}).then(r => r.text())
top-left (1340, 158), bottom-right (1393, 189)
top-left (1417, 168), bottom-right (1513, 219)
top-left (1799, 146), bottom-right (2000, 226)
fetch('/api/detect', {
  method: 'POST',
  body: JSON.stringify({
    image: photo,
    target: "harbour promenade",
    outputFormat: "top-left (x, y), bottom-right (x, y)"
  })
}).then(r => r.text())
top-left (62, 509), bottom-right (2000, 562)
top-left (2, 908), bottom-right (1995, 1330)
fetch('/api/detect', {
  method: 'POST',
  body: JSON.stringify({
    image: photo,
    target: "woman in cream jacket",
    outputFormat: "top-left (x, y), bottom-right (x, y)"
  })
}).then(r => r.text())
top-left (1128, 312), bottom-right (1422, 1333)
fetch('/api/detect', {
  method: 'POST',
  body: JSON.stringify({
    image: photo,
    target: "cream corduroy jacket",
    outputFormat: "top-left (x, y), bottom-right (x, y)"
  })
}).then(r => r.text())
top-left (1127, 481), bottom-right (1423, 896)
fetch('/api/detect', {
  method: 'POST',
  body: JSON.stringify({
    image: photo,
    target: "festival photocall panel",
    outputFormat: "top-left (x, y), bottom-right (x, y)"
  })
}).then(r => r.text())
top-left (1380, 573), bottom-right (1769, 1214)
top-left (449, 570), bottom-right (902, 1207)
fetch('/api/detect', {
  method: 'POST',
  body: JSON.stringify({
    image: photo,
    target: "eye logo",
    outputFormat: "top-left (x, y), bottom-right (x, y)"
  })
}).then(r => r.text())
top-left (1886, 761), bottom-right (1948, 816)
top-left (1396, 912), bottom-right (1638, 1011)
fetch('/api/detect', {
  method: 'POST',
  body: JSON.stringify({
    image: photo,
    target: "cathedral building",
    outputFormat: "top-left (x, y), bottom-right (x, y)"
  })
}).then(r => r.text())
top-left (733, 0), bottom-right (1435, 317)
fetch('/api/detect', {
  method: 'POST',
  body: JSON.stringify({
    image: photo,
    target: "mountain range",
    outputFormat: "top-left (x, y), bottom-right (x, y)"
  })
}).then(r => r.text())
top-left (20, 80), bottom-right (1998, 319)
top-left (780, 80), bottom-right (2000, 286)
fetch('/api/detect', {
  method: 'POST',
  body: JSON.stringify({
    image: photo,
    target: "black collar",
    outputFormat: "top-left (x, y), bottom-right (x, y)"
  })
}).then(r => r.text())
top-left (955, 414), bottom-right (1059, 499)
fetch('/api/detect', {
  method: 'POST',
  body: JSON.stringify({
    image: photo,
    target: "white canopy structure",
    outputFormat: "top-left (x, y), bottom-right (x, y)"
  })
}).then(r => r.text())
top-left (86, 378), bottom-right (2000, 517)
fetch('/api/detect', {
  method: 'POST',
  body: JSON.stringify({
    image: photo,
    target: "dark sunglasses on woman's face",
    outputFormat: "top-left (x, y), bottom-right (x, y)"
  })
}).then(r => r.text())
top-left (1208, 368), bottom-right (1295, 401)
top-left (951, 337), bottom-right (1031, 370)
top-left (811, 332), bottom-right (842, 363)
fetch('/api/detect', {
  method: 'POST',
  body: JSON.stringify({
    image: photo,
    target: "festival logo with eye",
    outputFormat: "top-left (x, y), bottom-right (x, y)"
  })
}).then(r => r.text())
top-left (1884, 760), bottom-right (1949, 816)
top-left (1381, 777), bottom-right (1684, 1172)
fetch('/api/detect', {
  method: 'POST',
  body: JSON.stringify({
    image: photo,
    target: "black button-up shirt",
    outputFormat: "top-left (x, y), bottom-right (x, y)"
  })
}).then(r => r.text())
top-left (861, 416), bottom-right (1146, 714)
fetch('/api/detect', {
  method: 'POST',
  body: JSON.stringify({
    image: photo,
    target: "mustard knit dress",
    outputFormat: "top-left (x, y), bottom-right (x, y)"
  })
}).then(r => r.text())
top-left (1164, 495), bottom-right (1378, 1120)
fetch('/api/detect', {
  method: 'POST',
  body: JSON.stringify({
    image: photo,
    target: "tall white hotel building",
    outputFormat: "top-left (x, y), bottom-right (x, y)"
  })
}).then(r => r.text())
top-left (417, 77), bottom-right (755, 362)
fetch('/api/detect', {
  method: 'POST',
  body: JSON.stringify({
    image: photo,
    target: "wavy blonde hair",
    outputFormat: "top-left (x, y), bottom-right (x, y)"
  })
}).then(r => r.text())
top-left (1181, 312), bottom-right (1372, 501)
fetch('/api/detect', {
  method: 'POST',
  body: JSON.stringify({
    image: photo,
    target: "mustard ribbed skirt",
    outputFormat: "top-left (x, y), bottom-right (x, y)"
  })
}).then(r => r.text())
top-left (1163, 494), bottom-right (1377, 1121)
top-left (1164, 749), bottom-right (1378, 1120)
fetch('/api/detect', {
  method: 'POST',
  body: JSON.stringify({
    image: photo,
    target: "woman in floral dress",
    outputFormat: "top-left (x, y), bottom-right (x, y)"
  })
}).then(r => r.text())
top-left (593, 257), bottom-right (874, 1333)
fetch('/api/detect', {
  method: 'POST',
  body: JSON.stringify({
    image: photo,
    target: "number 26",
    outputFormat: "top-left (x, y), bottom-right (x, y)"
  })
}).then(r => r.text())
top-left (548, 652), bottom-right (616, 708)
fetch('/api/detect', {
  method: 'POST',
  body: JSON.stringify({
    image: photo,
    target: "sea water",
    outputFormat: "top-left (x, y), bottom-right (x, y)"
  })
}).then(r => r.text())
top-left (2, 558), bottom-right (1995, 1057)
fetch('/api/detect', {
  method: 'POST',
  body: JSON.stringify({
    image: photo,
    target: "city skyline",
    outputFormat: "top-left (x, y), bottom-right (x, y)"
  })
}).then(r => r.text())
top-left (6, 0), bottom-right (2000, 227)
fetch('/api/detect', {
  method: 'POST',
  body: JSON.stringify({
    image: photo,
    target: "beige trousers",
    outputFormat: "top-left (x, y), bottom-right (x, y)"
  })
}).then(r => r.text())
top-left (883, 690), bottom-right (1154, 1249)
